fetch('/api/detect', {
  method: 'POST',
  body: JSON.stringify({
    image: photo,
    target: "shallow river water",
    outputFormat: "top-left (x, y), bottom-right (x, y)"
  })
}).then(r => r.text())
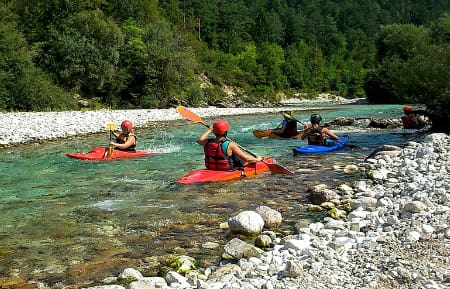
top-left (0, 104), bottom-right (424, 288)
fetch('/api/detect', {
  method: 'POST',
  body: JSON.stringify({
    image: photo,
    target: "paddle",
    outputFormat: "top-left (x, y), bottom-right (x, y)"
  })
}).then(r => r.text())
top-left (176, 106), bottom-right (294, 175)
top-left (288, 115), bottom-right (359, 149)
top-left (106, 123), bottom-right (117, 157)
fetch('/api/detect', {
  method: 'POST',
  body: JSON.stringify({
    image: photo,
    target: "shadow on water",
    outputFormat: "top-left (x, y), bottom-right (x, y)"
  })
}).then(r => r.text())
top-left (0, 104), bottom-right (424, 288)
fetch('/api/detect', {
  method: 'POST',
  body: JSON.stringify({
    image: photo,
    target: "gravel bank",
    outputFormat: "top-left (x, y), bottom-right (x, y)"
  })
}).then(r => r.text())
top-left (0, 107), bottom-right (304, 147)
top-left (78, 133), bottom-right (450, 289)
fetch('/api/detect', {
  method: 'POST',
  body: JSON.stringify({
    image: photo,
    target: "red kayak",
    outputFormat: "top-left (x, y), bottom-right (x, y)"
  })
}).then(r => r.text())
top-left (67, 146), bottom-right (156, 161)
top-left (176, 157), bottom-right (275, 184)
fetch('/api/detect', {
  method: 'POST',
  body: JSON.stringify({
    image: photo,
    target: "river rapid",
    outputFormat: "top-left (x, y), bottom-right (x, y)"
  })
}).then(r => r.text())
top-left (0, 104), bottom-right (423, 288)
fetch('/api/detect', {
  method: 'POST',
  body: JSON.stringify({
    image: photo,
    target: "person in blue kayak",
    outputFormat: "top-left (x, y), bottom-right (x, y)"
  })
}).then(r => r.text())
top-left (197, 120), bottom-right (263, 170)
top-left (299, 114), bottom-right (340, 145)
top-left (271, 111), bottom-right (299, 138)
top-left (110, 120), bottom-right (137, 151)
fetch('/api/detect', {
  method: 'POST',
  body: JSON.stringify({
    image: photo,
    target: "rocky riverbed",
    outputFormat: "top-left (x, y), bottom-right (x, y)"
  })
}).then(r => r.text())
top-left (71, 133), bottom-right (449, 289)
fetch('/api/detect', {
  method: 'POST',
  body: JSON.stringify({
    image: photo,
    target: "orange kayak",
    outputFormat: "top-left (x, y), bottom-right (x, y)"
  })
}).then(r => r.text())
top-left (176, 157), bottom-right (275, 184)
top-left (253, 129), bottom-right (302, 139)
top-left (67, 146), bottom-right (157, 161)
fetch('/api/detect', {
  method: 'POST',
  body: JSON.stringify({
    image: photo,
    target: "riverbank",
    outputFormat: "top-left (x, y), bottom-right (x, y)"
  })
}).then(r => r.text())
top-left (0, 107), bottom-right (301, 147)
top-left (0, 95), bottom-right (367, 147)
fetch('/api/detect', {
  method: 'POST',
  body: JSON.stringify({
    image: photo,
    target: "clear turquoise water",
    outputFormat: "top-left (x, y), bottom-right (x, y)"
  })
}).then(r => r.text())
top-left (0, 104), bottom-right (421, 288)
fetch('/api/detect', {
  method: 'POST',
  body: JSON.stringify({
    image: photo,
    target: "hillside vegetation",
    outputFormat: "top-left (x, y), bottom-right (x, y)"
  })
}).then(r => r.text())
top-left (0, 1), bottom-right (449, 128)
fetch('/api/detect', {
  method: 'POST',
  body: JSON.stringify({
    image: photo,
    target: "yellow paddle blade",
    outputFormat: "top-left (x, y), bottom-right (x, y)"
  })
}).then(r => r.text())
top-left (106, 123), bottom-right (117, 131)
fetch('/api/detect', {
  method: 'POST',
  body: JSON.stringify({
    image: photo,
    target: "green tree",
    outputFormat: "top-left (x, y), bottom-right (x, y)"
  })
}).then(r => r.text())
top-left (103, 0), bottom-right (160, 24)
top-left (0, 3), bottom-right (74, 111)
top-left (257, 42), bottom-right (287, 91)
top-left (40, 9), bottom-right (123, 104)
top-left (283, 41), bottom-right (311, 90)
top-left (366, 19), bottom-right (450, 131)
top-left (119, 20), bottom-right (197, 108)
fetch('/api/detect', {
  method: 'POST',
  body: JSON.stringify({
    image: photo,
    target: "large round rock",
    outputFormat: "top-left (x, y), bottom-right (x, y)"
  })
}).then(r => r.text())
top-left (228, 210), bottom-right (265, 236)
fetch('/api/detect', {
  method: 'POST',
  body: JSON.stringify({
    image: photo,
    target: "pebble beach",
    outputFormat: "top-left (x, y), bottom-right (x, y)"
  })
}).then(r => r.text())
top-left (1, 102), bottom-right (448, 289)
top-left (0, 107), bottom-right (299, 146)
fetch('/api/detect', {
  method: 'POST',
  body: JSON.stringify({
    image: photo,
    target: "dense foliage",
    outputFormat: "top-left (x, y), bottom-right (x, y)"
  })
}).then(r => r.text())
top-left (0, 0), bottom-right (449, 121)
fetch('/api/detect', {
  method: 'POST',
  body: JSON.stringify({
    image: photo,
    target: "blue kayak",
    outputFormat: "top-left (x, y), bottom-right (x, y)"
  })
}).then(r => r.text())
top-left (293, 135), bottom-right (349, 154)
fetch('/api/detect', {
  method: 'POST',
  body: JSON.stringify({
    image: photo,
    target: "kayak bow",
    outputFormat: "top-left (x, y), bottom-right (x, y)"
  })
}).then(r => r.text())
top-left (67, 146), bottom-right (157, 161)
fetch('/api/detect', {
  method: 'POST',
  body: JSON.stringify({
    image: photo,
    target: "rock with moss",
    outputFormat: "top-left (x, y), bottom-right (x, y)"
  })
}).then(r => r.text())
top-left (167, 255), bottom-right (200, 274)
top-left (327, 207), bottom-right (347, 219)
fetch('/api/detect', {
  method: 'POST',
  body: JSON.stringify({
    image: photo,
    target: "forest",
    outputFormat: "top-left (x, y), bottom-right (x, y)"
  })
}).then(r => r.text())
top-left (0, 0), bottom-right (449, 128)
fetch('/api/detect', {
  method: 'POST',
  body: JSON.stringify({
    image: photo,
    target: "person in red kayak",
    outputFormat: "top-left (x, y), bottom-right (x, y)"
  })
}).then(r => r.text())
top-left (401, 106), bottom-right (426, 129)
top-left (110, 120), bottom-right (137, 151)
top-left (271, 111), bottom-right (299, 138)
top-left (299, 114), bottom-right (340, 145)
top-left (197, 120), bottom-right (262, 170)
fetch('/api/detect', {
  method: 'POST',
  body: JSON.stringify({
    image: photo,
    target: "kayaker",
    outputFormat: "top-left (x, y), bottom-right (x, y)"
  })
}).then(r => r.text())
top-left (197, 120), bottom-right (263, 170)
top-left (299, 114), bottom-right (339, 145)
top-left (401, 106), bottom-right (426, 129)
top-left (110, 120), bottom-right (137, 151)
top-left (271, 111), bottom-right (298, 138)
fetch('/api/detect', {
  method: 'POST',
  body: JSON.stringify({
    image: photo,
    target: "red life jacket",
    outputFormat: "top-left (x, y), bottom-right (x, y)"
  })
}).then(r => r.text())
top-left (401, 115), bottom-right (417, 129)
top-left (204, 139), bottom-right (233, 171)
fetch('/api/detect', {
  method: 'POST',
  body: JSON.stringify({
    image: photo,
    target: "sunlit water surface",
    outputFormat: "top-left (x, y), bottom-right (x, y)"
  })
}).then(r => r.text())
top-left (0, 104), bottom-right (425, 288)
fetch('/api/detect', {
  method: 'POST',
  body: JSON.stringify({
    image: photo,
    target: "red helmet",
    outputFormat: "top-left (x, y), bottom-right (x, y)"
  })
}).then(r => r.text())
top-left (403, 106), bottom-right (413, 112)
top-left (121, 120), bottom-right (133, 131)
top-left (212, 120), bottom-right (229, 135)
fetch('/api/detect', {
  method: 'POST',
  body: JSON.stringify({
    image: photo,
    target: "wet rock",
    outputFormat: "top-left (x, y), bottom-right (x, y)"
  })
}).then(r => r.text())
top-left (368, 118), bottom-right (402, 128)
top-left (254, 235), bottom-right (273, 248)
top-left (167, 255), bottom-right (199, 274)
top-left (228, 210), bottom-right (265, 235)
top-left (326, 207), bottom-right (347, 219)
top-left (224, 238), bottom-right (263, 260)
top-left (324, 117), bottom-right (355, 126)
top-left (118, 268), bottom-right (143, 280)
top-left (366, 144), bottom-right (402, 160)
top-left (128, 277), bottom-right (167, 289)
top-left (255, 206), bottom-right (282, 228)
top-left (307, 186), bottom-right (339, 205)
top-left (165, 271), bottom-right (188, 286)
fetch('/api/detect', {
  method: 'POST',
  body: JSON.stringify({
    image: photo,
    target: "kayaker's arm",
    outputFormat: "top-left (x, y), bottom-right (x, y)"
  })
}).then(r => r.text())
top-left (228, 142), bottom-right (262, 165)
top-left (197, 128), bottom-right (213, 146)
top-left (323, 128), bottom-right (339, 141)
top-left (111, 130), bottom-right (120, 138)
top-left (110, 135), bottom-right (136, 150)
top-left (298, 124), bottom-right (311, 140)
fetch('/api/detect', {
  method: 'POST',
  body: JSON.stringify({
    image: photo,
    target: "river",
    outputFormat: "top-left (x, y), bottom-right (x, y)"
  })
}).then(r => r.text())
top-left (0, 104), bottom-right (424, 288)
